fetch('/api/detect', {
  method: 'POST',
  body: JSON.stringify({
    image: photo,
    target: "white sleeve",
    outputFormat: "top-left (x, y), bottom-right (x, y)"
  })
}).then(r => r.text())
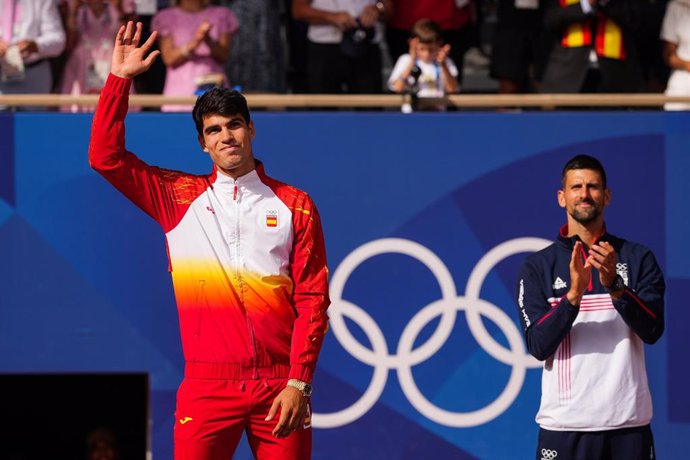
top-left (660, 3), bottom-right (679, 44)
top-left (444, 57), bottom-right (459, 78)
top-left (35, 0), bottom-right (66, 58)
top-left (387, 54), bottom-right (413, 91)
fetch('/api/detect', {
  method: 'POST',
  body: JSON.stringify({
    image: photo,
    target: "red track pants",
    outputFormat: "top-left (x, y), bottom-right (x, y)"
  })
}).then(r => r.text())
top-left (173, 376), bottom-right (312, 460)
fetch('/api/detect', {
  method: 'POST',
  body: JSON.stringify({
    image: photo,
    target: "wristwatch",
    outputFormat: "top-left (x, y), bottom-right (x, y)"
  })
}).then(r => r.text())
top-left (287, 379), bottom-right (313, 397)
top-left (604, 274), bottom-right (626, 293)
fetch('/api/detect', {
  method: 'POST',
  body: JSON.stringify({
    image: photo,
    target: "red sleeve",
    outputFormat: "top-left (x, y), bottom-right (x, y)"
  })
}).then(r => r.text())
top-left (287, 195), bottom-right (330, 382)
top-left (88, 73), bottom-right (204, 233)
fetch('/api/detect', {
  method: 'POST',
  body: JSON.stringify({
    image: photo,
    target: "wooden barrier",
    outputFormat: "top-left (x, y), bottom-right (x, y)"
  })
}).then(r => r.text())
top-left (1, 93), bottom-right (690, 109)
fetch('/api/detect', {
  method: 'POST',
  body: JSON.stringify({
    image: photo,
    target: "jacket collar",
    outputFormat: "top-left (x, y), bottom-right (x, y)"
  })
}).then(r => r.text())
top-left (209, 159), bottom-right (265, 187)
top-left (557, 223), bottom-right (614, 250)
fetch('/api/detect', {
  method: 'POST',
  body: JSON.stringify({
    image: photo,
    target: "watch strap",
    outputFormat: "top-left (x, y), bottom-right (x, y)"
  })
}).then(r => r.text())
top-left (604, 274), bottom-right (625, 293)
top-left (287, 379), bottom-right (313, 397)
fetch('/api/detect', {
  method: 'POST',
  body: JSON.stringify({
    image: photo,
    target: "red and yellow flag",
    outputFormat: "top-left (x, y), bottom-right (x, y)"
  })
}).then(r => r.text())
top-left (558, 0), bottom-right (624, 60)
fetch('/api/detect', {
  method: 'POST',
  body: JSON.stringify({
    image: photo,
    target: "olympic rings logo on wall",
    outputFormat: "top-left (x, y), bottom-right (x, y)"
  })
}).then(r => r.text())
top-left (312, 237), bottom-right (550, 429)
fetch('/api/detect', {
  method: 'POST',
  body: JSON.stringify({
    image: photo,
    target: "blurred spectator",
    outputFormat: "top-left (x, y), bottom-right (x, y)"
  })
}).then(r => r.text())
top-left (385, 0), bottom-right (474, 85)
top-left (661, 0), bottom-right (690, 110)
top-left (152, 0), bottom-right (237, 111)
top-left (58, 0), bottom-right (135, 112)
top-left (540, 0), bottom-right (643, 93)
top-left (85, 427), bottom-right (119, 460)
top-left (132, 0), bottom-right (169, 97)
top-left (292, 0), bottom-right (392, 94)
top-left (219, 0), bottom-right (287, 93)
top-left (635, 0), bottom-right (669, 92)
top-left (490, 0), bottom-right (546, 93)
top-left (284, 0), bottom-right (310, 92)
top-left (0, 0), bottom-right (66, 110)
top-left (388, 19), bottom-right (459, 99)
top-left (50, 0), bottom-right (70, 93)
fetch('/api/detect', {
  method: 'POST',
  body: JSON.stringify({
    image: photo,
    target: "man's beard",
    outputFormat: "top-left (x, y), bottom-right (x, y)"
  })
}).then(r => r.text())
top-left (570, 200), bottom-right (601, 224)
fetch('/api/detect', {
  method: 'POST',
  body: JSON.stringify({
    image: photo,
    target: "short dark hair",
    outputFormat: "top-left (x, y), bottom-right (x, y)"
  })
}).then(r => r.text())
top-left (561, 154), bottom-right (607, 188)
top-left (192, 88), bottom-right (251, 136)
top-left (411, 19), bottom-right (443, 44)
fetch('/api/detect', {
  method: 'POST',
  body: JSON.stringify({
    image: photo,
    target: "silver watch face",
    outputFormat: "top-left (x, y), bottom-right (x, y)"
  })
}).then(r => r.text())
top-left (303, 383), bottom-right (313, 397)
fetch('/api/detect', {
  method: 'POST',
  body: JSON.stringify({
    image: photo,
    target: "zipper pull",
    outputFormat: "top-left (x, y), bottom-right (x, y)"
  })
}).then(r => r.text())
top-left (233, 184), bottom-right (238, 201)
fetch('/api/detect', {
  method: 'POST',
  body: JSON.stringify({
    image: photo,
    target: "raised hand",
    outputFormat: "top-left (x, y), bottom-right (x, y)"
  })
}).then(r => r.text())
top-left (566, 241), bottom-right (591, 306)
top-left (184, 21), bottom-right (212, 52)
top-left (437, 44), bottom-right (451, 65)
top-left (195, 21), bottom-right (212, 42)
top-left (111, 21), bottom-right (160, 79)
top-left (408, 37), bottom-right (419, 60)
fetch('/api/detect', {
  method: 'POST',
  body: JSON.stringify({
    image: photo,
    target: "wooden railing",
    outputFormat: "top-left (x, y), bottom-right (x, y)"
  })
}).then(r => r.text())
top-left (1, 93), bottom-right (690, 109)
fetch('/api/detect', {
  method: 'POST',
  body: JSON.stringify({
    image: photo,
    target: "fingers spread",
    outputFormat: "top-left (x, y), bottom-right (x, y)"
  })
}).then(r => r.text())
top-left (123, 21), bottom-right (134, 44)
top-left (140, 30), bottom-right (158, 54)
top-left (143, 50), bottom-right (161, 69)
top-left (132, 21), bottom-right (143, 46)
top-left (115, 24), bottom-right (126, 45)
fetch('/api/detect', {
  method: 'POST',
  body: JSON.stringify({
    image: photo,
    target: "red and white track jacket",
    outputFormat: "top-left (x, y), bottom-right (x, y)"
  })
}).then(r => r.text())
top-left (89, 74), bottom-right (330, 383)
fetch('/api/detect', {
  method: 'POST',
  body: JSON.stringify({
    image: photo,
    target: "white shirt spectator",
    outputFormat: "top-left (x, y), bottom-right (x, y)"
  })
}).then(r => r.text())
top-left (0, 0), bottom-right (65, 64)
top-left (0, 0), bottom-right (65, 106)
top-left (307, 0), bottom-right (383, 44)
top-left (661, 0), bottom-right (690, 110)
top-left (388, 54), bottom-right (459, 98)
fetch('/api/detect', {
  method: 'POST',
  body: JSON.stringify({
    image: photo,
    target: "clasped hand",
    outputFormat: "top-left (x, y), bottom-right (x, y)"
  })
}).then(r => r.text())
top-left (568, 241), bottom-right (618, 304)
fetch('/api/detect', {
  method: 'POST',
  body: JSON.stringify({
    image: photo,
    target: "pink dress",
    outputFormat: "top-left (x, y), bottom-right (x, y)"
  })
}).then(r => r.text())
top-left (152, 6), bottom-right (239, 112)
top-left (58, 0), bottom-right (135, 112)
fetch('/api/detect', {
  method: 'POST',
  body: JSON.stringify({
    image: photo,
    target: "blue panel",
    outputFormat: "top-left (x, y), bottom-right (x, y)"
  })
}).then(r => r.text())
top-left (0, 113), bottom-right (14, 206)
top-left (0, 197), bottom-right (12, 227)
top-left (668, 278), bottom-right (690, 422)
top-left (5, 110), bottom-right (690, 459)
top-left (665, 113), bottom-right (690, 277)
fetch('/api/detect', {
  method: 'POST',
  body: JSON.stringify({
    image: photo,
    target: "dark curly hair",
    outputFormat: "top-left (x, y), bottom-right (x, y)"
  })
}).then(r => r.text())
top-left (192, 88), bottom-right (251, 136)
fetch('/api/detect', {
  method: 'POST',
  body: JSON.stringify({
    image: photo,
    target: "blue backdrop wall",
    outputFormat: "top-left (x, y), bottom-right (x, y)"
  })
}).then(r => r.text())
top-left (1, 110), bottom-right (689, 459)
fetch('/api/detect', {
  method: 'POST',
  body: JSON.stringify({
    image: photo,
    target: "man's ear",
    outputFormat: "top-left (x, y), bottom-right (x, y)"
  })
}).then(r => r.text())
top-left (604, 187), bottom-right (611, 206)
top-left (249, 121), bottom-right (256, 140)
top-left (198, 134), bottom-right (208, 152)
top-left (557, 189), bottom-right (566, 208)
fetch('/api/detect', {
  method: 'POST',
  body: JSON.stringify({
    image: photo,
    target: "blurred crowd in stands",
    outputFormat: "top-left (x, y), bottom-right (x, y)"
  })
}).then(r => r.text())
top-left (0, 0), bottom-right (689, 111)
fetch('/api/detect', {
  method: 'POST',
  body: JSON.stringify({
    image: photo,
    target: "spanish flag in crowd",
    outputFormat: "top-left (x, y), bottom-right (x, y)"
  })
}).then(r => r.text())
top-left (559, 0), bottom-right (625, 60)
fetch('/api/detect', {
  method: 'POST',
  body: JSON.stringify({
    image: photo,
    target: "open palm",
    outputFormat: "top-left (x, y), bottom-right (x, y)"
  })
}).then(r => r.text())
top-left (111, 21), bottom-right (160, 79)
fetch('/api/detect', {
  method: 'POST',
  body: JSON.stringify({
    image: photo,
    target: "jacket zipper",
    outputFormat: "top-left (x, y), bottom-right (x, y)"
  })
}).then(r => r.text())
top-left (232, 180), bottom-right (259, 378)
